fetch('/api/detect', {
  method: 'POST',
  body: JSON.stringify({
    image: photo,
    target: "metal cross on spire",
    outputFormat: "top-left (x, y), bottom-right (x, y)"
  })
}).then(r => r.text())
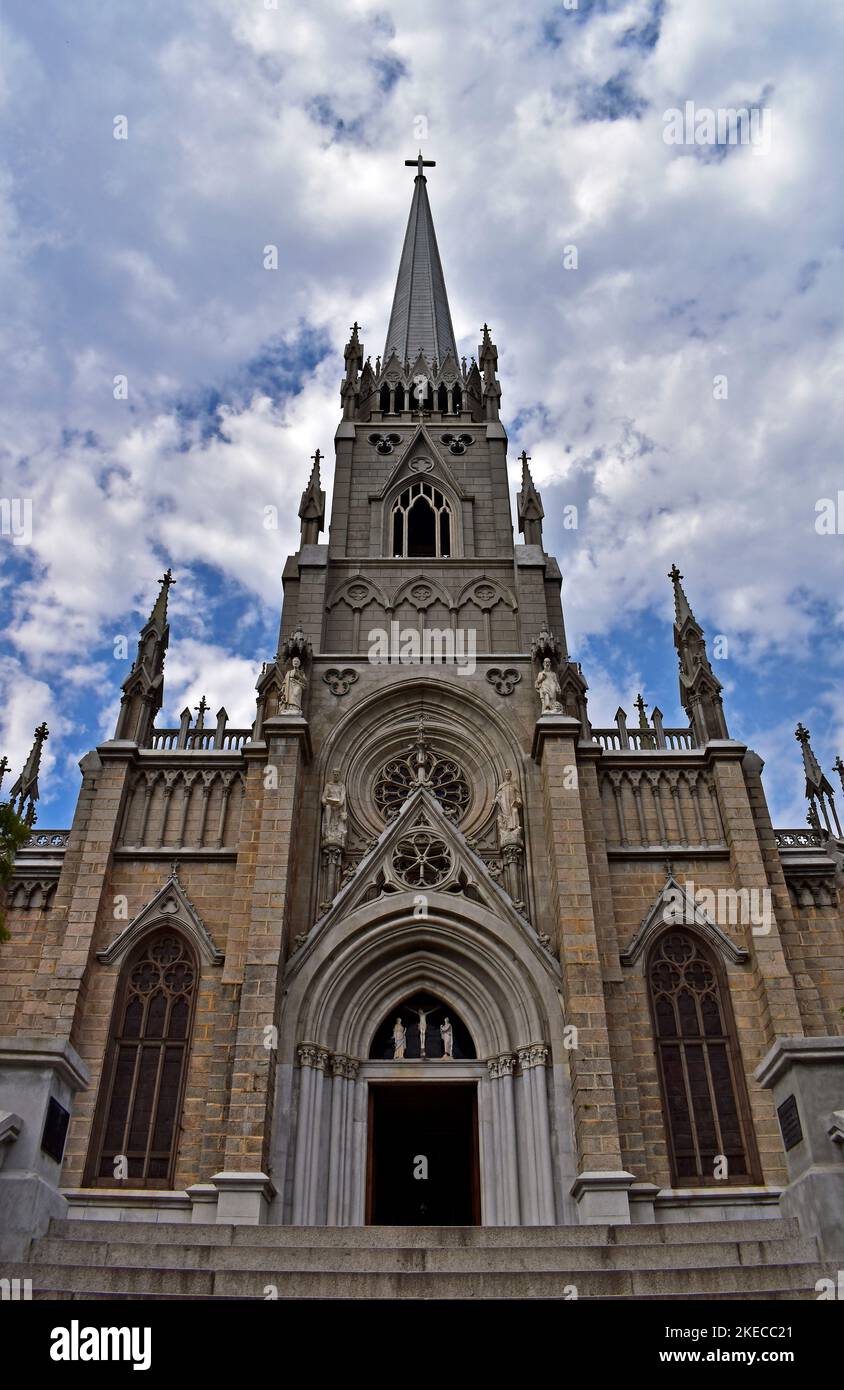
top-left (405, 150), bottom-right (435, 179)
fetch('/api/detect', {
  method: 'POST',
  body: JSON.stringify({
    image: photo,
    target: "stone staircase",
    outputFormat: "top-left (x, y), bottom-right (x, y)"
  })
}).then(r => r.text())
top-left (10, 1215), bottom-right (834, 1299)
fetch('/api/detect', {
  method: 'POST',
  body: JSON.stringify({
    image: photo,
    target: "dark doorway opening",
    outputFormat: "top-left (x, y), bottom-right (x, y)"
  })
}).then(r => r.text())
top-left (367, 1083), bottom-right (479, 1225)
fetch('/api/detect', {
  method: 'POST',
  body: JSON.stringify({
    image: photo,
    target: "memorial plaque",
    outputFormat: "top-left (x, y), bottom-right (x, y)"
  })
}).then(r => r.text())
top-left (777, 1094), bottom-right (803, 1152)
top-left (41, 1096), bottom-right (70, 1163)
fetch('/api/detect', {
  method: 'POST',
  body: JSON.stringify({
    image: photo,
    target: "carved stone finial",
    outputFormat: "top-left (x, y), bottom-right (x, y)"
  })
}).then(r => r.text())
top-left (8, 722), bottom-right (50, 820)
top-left (281, 626), bottom-right (312, 664)
top-left (530, 626), bottom-right (561, 664)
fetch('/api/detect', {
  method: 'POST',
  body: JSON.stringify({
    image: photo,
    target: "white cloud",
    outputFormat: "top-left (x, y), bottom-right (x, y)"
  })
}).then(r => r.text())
top-left (1, 0), bottom-right (843, 825)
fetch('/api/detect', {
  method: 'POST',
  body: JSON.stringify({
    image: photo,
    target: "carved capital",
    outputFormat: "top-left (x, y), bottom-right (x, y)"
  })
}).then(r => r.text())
top-left (517, 1042), bottom-right (549, 1071)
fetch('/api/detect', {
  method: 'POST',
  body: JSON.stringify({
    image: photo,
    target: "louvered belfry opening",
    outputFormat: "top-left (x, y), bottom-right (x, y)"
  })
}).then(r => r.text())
top-left (647, 929), bottom-right (757, 1186)
top-left (87, 930), bottom-right (197, 1188)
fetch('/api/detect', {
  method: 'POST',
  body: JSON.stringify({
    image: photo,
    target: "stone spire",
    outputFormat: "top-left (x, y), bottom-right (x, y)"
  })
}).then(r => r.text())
top-left (795, 724), bottom-right (841, 836)
top-left (516, 451), bottom-right (544, 546)
top-left (299, 450), bottom-right (326, 546)
top-left (341, 322), bottom-right (364, 420)
top-left (114, 569), bottom-right (173, 745)
top-left (8, 722), bottom-right (49, 825)
top-left (479, 322), bottom-right (501, 422)
top-left (383, 154), bottom-right (459, 368)
top-left (668, 565), bottom-right (729, 745)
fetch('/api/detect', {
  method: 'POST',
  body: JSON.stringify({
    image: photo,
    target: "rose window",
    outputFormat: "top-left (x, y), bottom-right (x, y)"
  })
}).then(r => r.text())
top-left (374, 748), bottom-right (470, 821)
top-left (392, 831), bottom-right (453, 888)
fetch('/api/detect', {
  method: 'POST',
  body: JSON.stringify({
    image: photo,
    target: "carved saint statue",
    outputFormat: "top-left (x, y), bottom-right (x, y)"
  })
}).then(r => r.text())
top-left (494, 769), bottom-right (523, 838)
top-left (440, 1018), bottom-right (454, 1059)
top-left (392, 1018), bottom-right (407, 1060)
top-left (321, 767), bottom-right (347, 846)
top-left (535, 657), bottom-right (563, 715)
top-left (280, 656), bottom-right (307, 715)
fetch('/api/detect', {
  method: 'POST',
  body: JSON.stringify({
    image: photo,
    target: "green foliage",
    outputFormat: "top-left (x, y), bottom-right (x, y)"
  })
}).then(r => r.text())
top-left (0, 801), bottom-right (31, 942)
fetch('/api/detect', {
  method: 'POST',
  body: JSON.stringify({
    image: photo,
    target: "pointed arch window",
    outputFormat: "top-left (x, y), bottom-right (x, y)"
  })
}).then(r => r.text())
top-left (86, 930), bottom-right (197, 1188)
top-left (392, 481), bottom-right (452, 558)
top-left (647, 930), bottom-right (757, 1185)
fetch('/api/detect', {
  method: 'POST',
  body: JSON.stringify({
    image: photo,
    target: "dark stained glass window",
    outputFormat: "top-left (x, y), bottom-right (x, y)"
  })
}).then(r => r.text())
top-left (647, 930), bottom-right (755, 1185)
top-left (89, 931), bottom-right (197, 1188)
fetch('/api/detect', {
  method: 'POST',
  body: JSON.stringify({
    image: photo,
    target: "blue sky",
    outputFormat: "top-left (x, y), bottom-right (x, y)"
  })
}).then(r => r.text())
top-left (1, 0), bottom-right (843, 828)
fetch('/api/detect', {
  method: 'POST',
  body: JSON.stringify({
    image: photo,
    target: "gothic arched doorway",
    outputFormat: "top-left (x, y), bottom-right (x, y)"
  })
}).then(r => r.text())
top-left (275, 894), bottom-right (574, 1228)
top-left (366, 993), bottom-right (479, 1224)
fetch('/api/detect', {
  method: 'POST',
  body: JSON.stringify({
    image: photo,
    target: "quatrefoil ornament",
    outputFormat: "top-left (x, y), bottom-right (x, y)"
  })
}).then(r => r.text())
top-left (486, 667), bottom-right (522, 697)
top-left (440, 432), bottom-right (473, 455)
top-left (367, 432), bottom-right (401, 455)
top-left (323, 668), bottom-right (359, 697)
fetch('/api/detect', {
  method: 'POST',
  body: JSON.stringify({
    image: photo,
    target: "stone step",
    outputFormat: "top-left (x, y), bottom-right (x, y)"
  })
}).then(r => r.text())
top-left (9, 1260), bottom-right (832, 1300)
top-left (50, 1216), bottom-right (801, 1249)
top-left (28, 1233), bottom-right (822, 1274)
top-left (26, 1285), bottom-right (818, 1302)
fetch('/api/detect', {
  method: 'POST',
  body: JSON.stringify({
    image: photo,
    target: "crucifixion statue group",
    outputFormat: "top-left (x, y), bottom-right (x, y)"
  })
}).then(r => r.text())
top-left (392, 1005), bottom-right (454, 1059)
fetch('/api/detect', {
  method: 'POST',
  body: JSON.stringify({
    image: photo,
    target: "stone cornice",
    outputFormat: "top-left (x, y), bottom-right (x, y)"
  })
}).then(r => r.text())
top-left (755, 1036), bottom-right (844, 1089)
top-left (0, 1037), bottom-right (90, 1091)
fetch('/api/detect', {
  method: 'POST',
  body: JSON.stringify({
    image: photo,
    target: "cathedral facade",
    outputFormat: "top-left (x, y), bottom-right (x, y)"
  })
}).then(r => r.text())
top-left (2, 160), bottom-right (843, 1278)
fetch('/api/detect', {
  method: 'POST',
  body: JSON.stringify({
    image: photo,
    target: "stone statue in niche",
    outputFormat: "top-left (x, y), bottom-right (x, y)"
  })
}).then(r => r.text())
top-left (321, 767), bottom-right (348, 847)
top-left (440, 1018), bottom-right (454, 1059)
top-left (280, 656), bottom-right (308, 715)
top-left (535, 657), bottom-right (563, 715)
top-left (392, 1017), bottom-right (407, 1059)
top-left (494, 768), bottom-right (523, 845)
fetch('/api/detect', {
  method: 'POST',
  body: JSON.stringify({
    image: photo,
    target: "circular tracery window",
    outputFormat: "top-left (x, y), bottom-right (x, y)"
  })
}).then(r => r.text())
top-left (374, 748), bottom-right (470, 822)
top-left (392, 831), bottom-right (453, 888)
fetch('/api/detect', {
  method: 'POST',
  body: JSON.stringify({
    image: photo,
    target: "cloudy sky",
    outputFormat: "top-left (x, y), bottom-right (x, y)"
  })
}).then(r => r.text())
top-left (1, 0), bottom-right (842, 827)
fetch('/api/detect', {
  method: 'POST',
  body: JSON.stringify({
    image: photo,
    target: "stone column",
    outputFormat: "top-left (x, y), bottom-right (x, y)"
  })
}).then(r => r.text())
top-left (532, 715), bottom-right (633, 1223)
top-left (706, 742), bottom-right (805, 1186)
top-left (326, 1054), bottom-right (359, 1225)
top-left (214, 715), bottom-right (310, 1224)
top-left (517, 1043), bottom-right (556, 1224)
top-left (12, 744), bottom-right (134, 1214)
top-left (487, 1054), bottom-right (520, 1224)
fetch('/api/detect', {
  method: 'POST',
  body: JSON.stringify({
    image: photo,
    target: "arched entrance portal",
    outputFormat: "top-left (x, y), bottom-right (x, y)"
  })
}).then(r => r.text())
top-left (367, 993), bottom-right (479, 1224)
top-left (272, 895), bottom-right (577, 1227)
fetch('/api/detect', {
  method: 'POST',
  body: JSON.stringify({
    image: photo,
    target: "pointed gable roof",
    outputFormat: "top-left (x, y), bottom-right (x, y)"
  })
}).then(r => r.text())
top-left (383, 163), bottom-right (459, 368)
